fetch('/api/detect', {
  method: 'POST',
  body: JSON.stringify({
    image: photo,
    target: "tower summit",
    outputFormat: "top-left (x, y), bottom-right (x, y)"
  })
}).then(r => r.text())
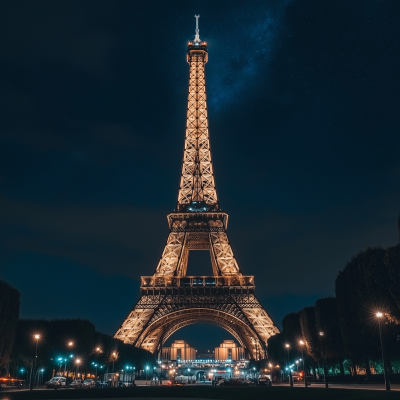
top-left (114, 17), bottom-right (279, 359)
top-left (194, 14), bottom-right (200, 43)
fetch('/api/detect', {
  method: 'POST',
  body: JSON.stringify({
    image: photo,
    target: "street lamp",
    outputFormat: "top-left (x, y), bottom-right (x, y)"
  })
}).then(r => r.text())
top-left (34, 335), bottom-right (40, 361)
top-left (285, 344), bottom-right (293, 387)
top-left (376, 312), bottom-right (390, 391)
top-left (112, 352), bottom-right (117, 372)
top-left (75, 359), bottom-right (81, 379)
top-left (65, 341), bottom-right (74, 380)
top-left (299, 340), bottom-right (307, 388)
top-left (39, 369), bottom-right (44, 387)
top-left (319, 332), bottom-right (328, 389)
top-left (30, 334), bottom-right (40, 391)
top-left (145, 366), bottom-right (149, 385)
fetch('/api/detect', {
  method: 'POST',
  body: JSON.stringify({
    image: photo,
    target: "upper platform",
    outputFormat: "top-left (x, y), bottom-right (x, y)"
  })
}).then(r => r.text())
top-left (176, 200), bottom-right (218, 213)
top-left (187, 41), bottom-right (208, 63)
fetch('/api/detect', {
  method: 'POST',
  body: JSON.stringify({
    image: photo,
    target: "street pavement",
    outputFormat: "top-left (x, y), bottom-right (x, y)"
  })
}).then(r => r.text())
top-left (277, 382), bottom-right (400, 391)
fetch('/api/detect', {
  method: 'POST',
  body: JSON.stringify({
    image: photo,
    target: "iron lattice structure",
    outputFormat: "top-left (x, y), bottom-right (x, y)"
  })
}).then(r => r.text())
top-left (115, 20), bottom-right (279, 359)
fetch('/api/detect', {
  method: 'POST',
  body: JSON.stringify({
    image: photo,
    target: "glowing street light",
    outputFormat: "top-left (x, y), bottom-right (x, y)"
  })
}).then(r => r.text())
top-left (318, 332), bottom-right (328, 389)
top-left (30, 334), bottom-right (40, 391)
top-left (376, 312), bottom-right (390, 391)
top-left (111, 352), bottom-right (118, 372)
top-left (285, 343), bottom-right (293, 387)
top-left (299, 340), bottom-right (307, 388)
top-left (75, 359), bottom-right (81, 380)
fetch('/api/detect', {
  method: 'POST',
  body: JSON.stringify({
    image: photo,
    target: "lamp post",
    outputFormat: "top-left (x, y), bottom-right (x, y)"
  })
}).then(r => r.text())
top-left (319, 332), bottom-right (328, 389)
top-left (30, 334), bottom-right (40, 391)
top-left (146, 366), bottom-right (149, 385)
top-left (66, 341), bottom-right (73, 381)
top-left (376, 312), bottom-right (390, 391)
top-left (112, 352), bottom-right (117, 372)
top-left (285, 344), bottom-right (293, 387)
top-left (299, 340), bottom-right (307, 388)
top-left (75, 359), bottom-right (81, 380)
top-left (39, 369), bottom-right (44, 387)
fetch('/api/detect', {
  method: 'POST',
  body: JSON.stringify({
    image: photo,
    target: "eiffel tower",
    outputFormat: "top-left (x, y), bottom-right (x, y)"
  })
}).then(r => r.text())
top-left (115, 16), bottom-right (279, 360)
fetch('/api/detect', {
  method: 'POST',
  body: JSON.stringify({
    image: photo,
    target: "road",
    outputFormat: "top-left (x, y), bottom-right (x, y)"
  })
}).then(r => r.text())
top-left (277, 382), bottom-right (400, 391)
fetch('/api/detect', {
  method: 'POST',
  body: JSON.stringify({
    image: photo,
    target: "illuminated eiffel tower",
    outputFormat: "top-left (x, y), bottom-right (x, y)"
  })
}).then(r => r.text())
top-left (115, 16), bottom-right (279, 359)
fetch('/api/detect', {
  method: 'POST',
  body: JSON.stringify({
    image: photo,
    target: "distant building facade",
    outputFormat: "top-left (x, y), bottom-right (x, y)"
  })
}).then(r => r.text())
top-left (162, 340), bottom-right (196, 361)
top-left (196, 352), bottom-right (214, 360)
top-left (214, 340), bottom-right (245, 361)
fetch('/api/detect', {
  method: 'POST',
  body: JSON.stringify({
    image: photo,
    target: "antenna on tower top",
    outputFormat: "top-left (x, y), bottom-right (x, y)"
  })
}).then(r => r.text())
top-left (194, 15), bottom-right (200, 43)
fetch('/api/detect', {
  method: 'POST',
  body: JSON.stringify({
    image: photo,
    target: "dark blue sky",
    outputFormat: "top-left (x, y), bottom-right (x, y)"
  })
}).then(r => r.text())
top-left (1, 0), bottom-right (399, 352)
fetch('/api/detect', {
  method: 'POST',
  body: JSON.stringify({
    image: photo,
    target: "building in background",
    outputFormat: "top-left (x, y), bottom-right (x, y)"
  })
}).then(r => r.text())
top-left (162, 340), bottom-right (196, 361)
top-left (196, 350), bottom-right (215, 360)
top-left (214, 340), bottom-right (245, 361)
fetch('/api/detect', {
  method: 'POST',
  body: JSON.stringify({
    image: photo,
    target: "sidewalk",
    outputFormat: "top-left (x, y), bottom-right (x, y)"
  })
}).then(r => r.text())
top-left (276, 382), bottom-right (400, 391)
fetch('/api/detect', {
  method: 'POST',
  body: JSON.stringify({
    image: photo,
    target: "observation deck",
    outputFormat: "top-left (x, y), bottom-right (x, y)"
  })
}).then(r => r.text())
top-left (187, 41), bottom-right (207, 51)
top-left (140, 275), bottom-right (255, 295)
top-left (187, 41), bottom-right (208, 62)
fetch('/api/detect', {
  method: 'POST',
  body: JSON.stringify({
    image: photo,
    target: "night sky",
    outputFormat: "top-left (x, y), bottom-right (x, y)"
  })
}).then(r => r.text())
top-left (1, 1), bottom-right (400, 353)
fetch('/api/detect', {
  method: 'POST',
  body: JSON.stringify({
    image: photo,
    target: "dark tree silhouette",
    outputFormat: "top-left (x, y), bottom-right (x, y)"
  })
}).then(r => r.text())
top-left (315, 297), bottom-right (345, 376)
top-left (335, 247), bottom-right (397, 376)
top-left (10, 319), bottom-right (151, 380)
top-left (385, 244), bottom-right (400, 321)
top-left (0, 280), bottom-right (20, 372)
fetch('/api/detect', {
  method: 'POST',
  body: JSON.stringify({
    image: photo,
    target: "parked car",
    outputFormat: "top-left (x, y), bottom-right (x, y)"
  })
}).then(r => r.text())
top-left (96, 381), bottom-right (109, 388)
top-left (46, 376), bottom-right (67, 389)
top-left (82, 379), bottom-right (96, 388)
top-left (258, 377), bottom-right (272, 386)
top-left (215, 379), bottom-right (225, 386)
top-left (70, 379), bottom-right (83, 388)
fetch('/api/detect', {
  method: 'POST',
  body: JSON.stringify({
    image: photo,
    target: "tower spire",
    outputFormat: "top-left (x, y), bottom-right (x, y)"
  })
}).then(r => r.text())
top-left (177, 21), bottom-right (217, 210)
top-left (194, 14), bottom-right (200, 43)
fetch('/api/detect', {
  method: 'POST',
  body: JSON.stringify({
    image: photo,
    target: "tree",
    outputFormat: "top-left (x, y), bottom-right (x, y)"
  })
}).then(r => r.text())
top-left (299, 306), bottom-right (321, 380)
top-left (267, 332), bottom-right (286, 366)
top-left (385, 244), bottom-right (400, 321)
top-left (10, 318), bottom-right (151, 380)
top-left (397, 210), bottom-right (400, 243)
top-left (281, 312), bottom-right (302, 362)
top-left (335, 247), bottom-right (396, 376)
top-left (0, 280), bottom-right (20, 373)
top-left (314, 297), bottom-right (345, 376)
top-left (282, 312), bottom-right (302, 344)
top-left (299, 306), bottom-right (321, 361)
